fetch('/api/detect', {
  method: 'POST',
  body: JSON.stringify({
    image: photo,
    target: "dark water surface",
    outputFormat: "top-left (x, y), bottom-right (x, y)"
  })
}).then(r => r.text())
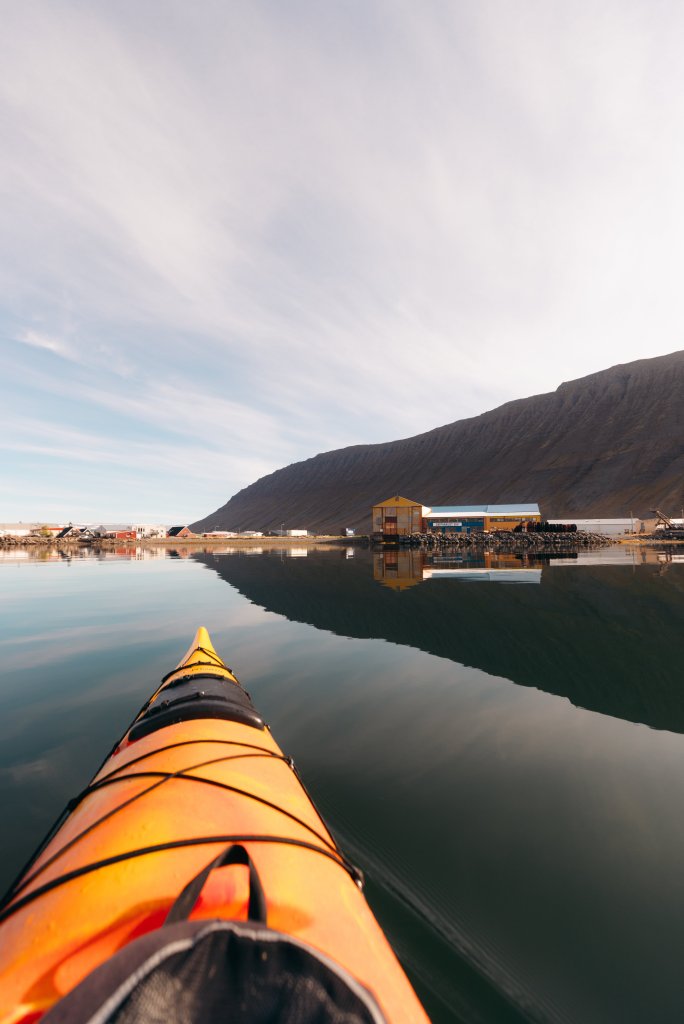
top-left (1, 545), bottom-right (684, 1023)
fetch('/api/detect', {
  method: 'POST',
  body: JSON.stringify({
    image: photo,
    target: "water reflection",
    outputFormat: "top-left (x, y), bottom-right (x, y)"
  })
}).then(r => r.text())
top-left (373, 545), bottom-right (663, 590)
top-left (374, 550), bottom-right (543, 588)
top-left (196, 546), bottom-right (684, 735)
top-left (0, 545), bottom-right (171, 563)
top-left (2, 546), bottom-right (684, 1023)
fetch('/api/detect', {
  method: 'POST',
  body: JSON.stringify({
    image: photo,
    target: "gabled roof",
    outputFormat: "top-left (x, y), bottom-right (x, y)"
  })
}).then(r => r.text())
top-left (56, 525), bottom-right (80, 538)
top-left (372, 495), bottom-right (424, 508)
top-left (167, 525), bottom-right (191, 536)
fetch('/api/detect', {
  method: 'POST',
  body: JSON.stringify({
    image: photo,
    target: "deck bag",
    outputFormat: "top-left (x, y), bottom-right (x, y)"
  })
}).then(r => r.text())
top-left (43, 844), bottom-right (387, 1024)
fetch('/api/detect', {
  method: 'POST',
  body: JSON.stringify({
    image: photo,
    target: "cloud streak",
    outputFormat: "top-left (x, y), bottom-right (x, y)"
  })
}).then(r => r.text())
top-left (16, 330), bottom-right (75, 360)
top-left (2, 1), bottom-right (683, 519)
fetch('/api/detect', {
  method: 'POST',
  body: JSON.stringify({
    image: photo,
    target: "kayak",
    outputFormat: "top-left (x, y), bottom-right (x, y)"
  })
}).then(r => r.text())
top-left (0, 628), bottom-right (428, 1024)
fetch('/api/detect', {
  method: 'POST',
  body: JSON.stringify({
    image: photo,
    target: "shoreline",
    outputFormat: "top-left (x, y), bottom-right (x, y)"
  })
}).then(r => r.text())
top-left (2, 533), bottom-right (683, 553)
top-left (0, 534), bottom-right (367, 551)
top-left (618, 536), bottom-right (684, 545)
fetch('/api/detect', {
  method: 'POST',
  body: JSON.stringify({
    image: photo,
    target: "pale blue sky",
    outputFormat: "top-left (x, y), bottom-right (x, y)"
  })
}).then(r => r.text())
top-left (2, 0), bottom-right (682, 522)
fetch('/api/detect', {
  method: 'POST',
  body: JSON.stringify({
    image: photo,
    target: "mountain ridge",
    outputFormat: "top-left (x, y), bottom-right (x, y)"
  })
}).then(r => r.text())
top-left (193, 351), bottom-right (684, 533)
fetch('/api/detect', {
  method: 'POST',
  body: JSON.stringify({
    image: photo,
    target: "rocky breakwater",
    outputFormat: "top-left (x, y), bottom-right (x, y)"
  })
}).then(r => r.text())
top-left (397, 531), bottom-right (613, 550)
top-left (0, 535), bottom-right (96, 550)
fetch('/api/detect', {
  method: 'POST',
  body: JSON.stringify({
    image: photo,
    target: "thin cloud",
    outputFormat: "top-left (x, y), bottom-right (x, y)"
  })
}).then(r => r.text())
top-left (0, 415), bottom-right (272, 485)
top-left (16, 330), bottom-right (75, 361)
top-left (1, 1), bottom-right (684, 519)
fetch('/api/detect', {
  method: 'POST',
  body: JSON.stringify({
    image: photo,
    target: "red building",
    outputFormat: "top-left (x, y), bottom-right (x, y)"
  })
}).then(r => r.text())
top-left (167, 526), bottom-right (195, 539)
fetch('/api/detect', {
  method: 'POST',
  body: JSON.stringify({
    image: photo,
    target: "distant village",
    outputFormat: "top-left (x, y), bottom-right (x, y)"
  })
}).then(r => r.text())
top-left (0, 524), bottom-right (313, 541)
top-left (1, 497), bottom-right (682, 545)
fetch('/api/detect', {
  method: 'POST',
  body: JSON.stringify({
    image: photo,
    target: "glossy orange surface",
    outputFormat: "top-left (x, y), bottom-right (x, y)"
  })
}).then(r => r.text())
top-left (0, 629), bottom-right (428, 1024)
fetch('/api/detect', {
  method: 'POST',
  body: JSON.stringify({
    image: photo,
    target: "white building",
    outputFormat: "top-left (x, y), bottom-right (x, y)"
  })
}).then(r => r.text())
top-left (0, 523), bottom-right (34, 537)
top-left (133, 524), bottom-right (168, 538)
top-left (548, 518), bottom-right (639, 536)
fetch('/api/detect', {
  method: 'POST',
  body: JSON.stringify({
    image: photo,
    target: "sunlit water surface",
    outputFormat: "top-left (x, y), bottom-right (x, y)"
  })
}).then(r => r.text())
top-left (1, 544), bottom-right (683, 1024)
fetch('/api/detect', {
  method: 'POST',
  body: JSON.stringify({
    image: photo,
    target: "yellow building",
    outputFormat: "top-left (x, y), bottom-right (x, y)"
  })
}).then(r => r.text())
top-left (371, 496), bottom-right (430, 538)
top-left (372, 498), bottom-right (542, 538)
top-left (426, 504), bottom-right (541, 534)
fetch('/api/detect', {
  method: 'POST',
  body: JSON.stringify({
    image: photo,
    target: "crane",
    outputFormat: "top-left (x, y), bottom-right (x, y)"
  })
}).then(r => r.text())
top-left (651, 508), bottom-right (675, 529)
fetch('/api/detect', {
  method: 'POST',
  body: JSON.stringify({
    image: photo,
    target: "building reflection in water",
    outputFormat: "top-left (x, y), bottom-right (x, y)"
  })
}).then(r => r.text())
top-left (373, 549), bottom-right (543, 589)
top-left (373, 543), bottom-right (670, 589)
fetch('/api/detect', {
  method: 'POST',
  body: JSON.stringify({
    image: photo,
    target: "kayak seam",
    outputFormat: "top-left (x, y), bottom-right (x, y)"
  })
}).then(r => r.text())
top-left (0, 834), bottom-right (364, 926)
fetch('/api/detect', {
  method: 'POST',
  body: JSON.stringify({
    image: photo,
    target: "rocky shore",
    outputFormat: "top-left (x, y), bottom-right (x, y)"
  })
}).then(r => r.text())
top-left (0, 535), bottom-right (89, 550)
top-left (0, 534), bottom-right (365, 551)
top-left (391, 530), bottom-right (614, 550)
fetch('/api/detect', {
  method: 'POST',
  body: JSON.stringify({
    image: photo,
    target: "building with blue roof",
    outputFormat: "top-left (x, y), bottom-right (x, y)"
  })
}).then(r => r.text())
top-left (425, 503), bottom-right (541, 535)
top-left (372, 495), bottom-right (541, 538)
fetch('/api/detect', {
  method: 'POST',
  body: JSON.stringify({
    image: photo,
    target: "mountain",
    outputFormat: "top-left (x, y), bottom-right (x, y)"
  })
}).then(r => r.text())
top-left (192, 351), bottom-right (684, 534)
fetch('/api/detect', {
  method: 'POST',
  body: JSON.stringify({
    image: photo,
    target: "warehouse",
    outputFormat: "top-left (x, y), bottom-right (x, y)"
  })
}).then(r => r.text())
top-left (548, 518), bottom-right (638, 536)
top-left (426, 504), bottom-right (541, 535)
top-left (371, 496), bottom-right (431, 538)
top-left (372, 497), bottom-right (541, 538)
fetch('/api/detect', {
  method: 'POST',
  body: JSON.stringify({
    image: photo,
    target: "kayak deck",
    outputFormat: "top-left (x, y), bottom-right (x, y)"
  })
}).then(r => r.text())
top-left (0, 629), bottom-right (428, 1024)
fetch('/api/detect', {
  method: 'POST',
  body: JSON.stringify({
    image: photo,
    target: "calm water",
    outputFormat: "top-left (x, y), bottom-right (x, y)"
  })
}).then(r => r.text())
top-left (1, 544), bottom-right (684, 1023)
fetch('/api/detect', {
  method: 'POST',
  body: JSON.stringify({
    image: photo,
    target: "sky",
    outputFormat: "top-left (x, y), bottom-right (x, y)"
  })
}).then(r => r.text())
top-left (2, 0), bottom-right (683, 523)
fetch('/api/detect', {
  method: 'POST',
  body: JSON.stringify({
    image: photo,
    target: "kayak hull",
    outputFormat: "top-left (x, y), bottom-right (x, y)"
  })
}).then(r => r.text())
top-left (0, 631), bottom-right (428, 1024)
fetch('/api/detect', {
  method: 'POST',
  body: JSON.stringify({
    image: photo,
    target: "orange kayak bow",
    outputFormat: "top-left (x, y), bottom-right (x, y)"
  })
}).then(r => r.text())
top-left (0, 628), bottom-right (428, 1024)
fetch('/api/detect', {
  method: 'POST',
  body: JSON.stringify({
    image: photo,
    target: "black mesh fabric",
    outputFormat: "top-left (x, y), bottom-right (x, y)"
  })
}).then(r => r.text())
top-left (44, 919), bottom-right (387, 1024)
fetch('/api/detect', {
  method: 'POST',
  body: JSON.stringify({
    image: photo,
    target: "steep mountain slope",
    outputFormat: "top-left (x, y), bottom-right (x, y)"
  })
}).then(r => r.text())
top-left (193, 351), bottom-right (684, 533)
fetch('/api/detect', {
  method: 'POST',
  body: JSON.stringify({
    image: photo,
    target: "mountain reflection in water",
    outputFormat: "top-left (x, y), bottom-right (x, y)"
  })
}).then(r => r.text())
top-left (196, 546), bottom-right (684, 734)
